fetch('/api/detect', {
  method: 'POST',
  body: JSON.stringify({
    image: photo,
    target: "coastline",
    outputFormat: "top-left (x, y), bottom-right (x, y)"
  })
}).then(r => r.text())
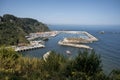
top-left (13, 30), bottom-right (98, 51)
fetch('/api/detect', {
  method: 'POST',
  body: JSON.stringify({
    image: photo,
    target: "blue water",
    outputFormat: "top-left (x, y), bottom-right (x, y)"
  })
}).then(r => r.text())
top-left (23, 25), bottom-right (120, 74)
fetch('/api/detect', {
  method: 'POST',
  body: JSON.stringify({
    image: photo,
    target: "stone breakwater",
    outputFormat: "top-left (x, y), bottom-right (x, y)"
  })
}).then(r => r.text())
top-left (58, 31), bottom-right (98, 49)
top-left (58, 40), bottom-right (93, 49)
top-left (83, 31), bottom-right (98, 42)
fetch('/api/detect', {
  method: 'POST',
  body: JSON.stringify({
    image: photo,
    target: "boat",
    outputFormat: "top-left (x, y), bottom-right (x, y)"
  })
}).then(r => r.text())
top-left (66, 50), bottom-right (71, 55)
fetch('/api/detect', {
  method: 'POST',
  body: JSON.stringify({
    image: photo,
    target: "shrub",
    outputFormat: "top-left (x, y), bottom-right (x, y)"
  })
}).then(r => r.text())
top-left (0, 47), bottom-right (119, 80)
top-left (64, 50), bottom-right (107, 80)
top-left (109, 69), bottom-right (120, 80)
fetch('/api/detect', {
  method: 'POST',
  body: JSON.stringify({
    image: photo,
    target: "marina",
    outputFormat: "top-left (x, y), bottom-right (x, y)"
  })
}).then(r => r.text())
top-left (22, 25), bottom-right (120, 74)
top-left (13, 31), bottom-right (98, 51)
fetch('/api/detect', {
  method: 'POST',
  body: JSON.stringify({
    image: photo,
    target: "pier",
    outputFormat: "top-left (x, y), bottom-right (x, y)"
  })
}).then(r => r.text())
top-left (14, 40), bottom-right (45, 52)
top-left (27, 31), bottom-right (59, 41)
top-left (58, 31), bottom-right (98, 49)
top-left (60, 31), bottom-right (98, 41)
top-left (58, 40), bottom-right (92, 49)
top-left (15, 44), bottom-right (45, 52)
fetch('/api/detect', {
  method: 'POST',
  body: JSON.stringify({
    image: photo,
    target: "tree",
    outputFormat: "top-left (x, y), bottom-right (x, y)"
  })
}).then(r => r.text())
top-left (65, 50), bottom-right (108, 80)
top-left (0, 14), bottom-right (50, 45)
top-left (41, 51), bottom-right (67, 80)
top-left (109, 69), bottom-right (120, 80)
top-left (0, 47), bottom-right (119, 80)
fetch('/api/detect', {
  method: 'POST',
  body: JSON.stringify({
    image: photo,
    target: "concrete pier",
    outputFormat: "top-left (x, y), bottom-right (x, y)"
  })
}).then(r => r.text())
top-left (15, 44), bottom-right (45, 52)
top-left (58, 40), bottom-right (92, 49)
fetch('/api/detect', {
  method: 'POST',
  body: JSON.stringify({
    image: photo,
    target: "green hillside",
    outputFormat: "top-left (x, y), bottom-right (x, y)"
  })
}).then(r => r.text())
top-left (0, 14), bottom-right (49, 45)
top-left (0, 47), bottom-right (120, 80)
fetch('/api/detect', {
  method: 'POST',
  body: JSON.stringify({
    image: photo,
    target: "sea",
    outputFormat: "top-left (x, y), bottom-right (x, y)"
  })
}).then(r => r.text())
top-left (23, 25), bottom-right (120, 74)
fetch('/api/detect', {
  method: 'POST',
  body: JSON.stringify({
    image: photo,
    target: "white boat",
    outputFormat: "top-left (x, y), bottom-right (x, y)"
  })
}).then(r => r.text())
top-left (66, 50), bottom-right (71, 55)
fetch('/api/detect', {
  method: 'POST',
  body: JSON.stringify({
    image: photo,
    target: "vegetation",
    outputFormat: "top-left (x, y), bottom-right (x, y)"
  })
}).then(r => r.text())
top-left (0, 47), bottom-right (120, 80)
top-left (0, 14), bottom-right (49, 45)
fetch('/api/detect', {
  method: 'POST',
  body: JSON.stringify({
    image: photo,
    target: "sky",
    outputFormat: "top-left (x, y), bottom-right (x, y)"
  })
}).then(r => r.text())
top-left (0, 0), bottom-right (120, 25)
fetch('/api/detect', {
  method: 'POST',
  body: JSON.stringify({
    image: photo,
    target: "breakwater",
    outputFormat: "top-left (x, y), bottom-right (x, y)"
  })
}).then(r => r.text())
top-left (14, 44), bottom-right (45, 52)
top-left (58, 40), bottom-right (92, 49)
top-left (58, 31), bottom-right (98, 49)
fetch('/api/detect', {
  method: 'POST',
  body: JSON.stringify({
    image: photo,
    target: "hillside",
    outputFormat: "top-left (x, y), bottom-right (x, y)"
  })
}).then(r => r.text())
top-left (0, 14), bottom-right (49, 45)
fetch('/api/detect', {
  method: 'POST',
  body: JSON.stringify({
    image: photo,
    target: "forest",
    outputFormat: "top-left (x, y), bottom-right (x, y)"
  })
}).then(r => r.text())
top-left (0, 47), bottom-right (120, 80)
top-left (0, 14), bottom-right (49, 45)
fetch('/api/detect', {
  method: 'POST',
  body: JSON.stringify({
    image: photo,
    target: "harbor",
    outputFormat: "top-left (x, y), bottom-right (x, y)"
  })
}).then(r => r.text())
top-left (14, 31), bottom-right (98, 51)
top-left (14, 40), bottom-right (45, 52)
top-left (21, 25), bottom-right (120, 76)
top-left (14, 31), bottom-right (59, 52)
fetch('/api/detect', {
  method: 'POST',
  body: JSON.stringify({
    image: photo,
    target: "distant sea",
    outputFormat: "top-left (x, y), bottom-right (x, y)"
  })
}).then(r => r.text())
top-left (23, 25), bottom-right (120, 74)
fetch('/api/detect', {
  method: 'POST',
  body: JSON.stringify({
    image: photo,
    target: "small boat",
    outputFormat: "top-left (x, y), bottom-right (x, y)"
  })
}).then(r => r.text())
top-left (66, 50), bottom-right (71, 55)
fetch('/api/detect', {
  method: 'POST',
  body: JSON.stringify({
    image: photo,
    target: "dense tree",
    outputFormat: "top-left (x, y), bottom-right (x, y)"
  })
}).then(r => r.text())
top-left (109, 69), bottom-right (120, 80)
top-left (0, 47), bottom-right (120, 80)
top-left (0, 14), bottom-right (50, 45)
top-left (64, 50), bottom-right (108, 80)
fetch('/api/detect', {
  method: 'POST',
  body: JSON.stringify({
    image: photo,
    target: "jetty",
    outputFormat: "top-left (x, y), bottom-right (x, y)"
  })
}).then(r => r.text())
top-left (27, 31), bottom-right (59, 41)
top-left (58, 31), bottom-right (98, 49)
top-left (14, 44), bottom-right (45, 52)
top-left (83, 31), bottom-right (98, 41)
top-left (57, 31), bottom-right (98, 42)
top-left (14, 40), bottom-right (45, 52)
top-left (58, 40), bottom-right (92, 49)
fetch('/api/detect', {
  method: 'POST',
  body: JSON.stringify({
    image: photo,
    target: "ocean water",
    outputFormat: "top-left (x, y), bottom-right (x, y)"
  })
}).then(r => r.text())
top-left (23, 25), bottom-right (120, 74)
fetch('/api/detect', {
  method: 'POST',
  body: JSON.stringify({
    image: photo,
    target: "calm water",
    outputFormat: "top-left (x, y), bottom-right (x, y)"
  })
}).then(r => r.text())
top-left (23, 25), bottom-right (120, 74)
